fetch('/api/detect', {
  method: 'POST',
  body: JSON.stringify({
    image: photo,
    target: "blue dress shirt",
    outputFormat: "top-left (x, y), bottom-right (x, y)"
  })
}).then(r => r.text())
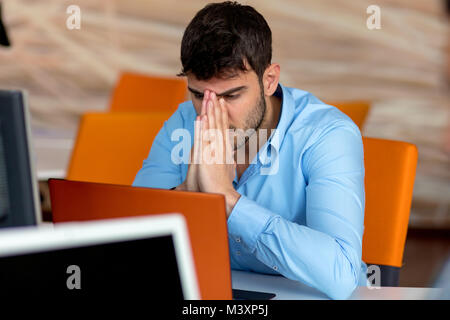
top-left (133, 84), bottom-right (367, 299)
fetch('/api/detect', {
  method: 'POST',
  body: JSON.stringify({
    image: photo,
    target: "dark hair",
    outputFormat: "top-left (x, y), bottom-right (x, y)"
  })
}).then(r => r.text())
top-left (178, 1), bottom-right (272, 80)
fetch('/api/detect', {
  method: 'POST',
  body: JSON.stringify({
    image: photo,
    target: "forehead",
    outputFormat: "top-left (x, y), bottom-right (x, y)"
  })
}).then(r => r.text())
top-left (187, 69), bottom-right (258, 93)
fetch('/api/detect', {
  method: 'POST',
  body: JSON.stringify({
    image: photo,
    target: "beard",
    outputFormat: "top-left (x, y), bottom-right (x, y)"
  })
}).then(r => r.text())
top-left (229, 85), bottom-right (267, 151)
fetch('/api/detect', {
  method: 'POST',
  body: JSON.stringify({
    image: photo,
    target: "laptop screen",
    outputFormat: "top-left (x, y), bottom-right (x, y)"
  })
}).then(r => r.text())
top-left (0, 234), bottom-right (184, 298)
top-left (0, 214), bottom-right (199, 299)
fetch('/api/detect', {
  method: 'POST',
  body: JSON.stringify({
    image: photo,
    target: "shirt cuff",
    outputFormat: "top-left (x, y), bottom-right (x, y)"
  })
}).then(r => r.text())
top-left (227, 195), bottom-right (277, 252)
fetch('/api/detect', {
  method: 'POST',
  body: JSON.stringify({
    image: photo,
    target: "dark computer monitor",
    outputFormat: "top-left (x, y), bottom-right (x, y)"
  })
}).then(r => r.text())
top-left (0, 90), bottom-right (41, 228)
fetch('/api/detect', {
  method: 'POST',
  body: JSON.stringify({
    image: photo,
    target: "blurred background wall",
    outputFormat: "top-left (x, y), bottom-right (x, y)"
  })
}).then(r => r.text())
top-left (0, 0), bottom-right (449, 229)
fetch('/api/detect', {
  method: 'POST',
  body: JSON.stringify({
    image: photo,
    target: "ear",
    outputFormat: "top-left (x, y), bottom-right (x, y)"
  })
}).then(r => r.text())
top-left (262, 63), bottom-right (280, 96)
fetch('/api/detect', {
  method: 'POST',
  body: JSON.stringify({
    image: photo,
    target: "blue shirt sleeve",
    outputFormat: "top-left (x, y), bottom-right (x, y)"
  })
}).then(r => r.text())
top-left (227, 122), bottom-right (365, 300)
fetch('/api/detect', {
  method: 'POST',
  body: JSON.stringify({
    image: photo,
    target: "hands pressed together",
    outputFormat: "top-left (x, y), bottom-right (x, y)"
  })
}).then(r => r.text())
top-left (176, 90), bottom-right (240, 217)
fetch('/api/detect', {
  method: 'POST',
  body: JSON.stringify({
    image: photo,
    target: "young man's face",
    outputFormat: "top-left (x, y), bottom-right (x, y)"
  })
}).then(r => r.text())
top-left (187, 68), bottom-right (266, 136)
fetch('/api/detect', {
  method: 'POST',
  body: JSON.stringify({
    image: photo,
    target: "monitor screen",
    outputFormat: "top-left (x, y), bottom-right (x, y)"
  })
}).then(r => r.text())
top-left (0, 233), bottom-right (184, 298)
top-left (0, 124), bottom-right (11, 220)
top-left (0, 90), bottom-right (40, 228)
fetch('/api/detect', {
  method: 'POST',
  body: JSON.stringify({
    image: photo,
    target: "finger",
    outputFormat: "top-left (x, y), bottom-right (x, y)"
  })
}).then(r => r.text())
top-left (201, 114), bottom-right (209, 143)
top-left (201, 114), bottom-right (211, 163)
top-left (193, 115), bottom-right (201, 164)
top-left (207, 93), bottom-right (216, 130)
top-left (219, 97), bottom-right (228, 132)
top-left (215, 97), bottom-right (227, 162)
top-left (214, 94), bottom-right (223, 133)
top-left (211, 96), bottom-right (225, 163)
top-left (205, 102), bottom-right (215, 150)
top-left (191, 116), bottom-right (198, 165)
top-left (200, 90), bottom-right (208, 116)
top-left (219, 98), bottom-right (233, 163)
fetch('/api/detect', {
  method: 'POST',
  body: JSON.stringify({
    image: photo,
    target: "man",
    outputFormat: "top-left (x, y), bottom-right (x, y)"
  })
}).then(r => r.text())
top-left (133, 1), bottom-right (367, 299)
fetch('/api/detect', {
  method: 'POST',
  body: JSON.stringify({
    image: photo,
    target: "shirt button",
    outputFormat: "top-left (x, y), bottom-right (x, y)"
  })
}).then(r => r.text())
top-left (236, 237), bottom-right (241, 243)
top-left (236, 251), bottom-right (241, 255)
top-left (273, 266), bottom-right (278, 271)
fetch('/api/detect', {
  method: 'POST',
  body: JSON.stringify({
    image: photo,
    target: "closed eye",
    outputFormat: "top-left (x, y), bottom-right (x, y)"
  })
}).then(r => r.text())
top-left (223, 94), bottom-right (240, 100)
top-left (192, 93), bottom-right (204, 100)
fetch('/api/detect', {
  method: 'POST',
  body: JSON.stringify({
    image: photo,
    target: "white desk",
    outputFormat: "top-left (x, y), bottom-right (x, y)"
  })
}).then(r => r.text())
top-left (231, 270), bottom-right (444, 300)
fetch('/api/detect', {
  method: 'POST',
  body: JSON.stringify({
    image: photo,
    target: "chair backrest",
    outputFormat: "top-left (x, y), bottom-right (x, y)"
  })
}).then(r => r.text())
top-left (327, 101), bottom-right (371, 130)
top-left (48, 179), bottom-right (232, 300)
top-left (67, 112), bottom-right (171, 185)
top-left (362, 137), bottom-right (418, 285)
top-left (110, 72), bottom-right (187, 113)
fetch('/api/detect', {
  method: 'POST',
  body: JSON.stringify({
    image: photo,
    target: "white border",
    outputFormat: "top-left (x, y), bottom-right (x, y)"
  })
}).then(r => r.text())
top-left (0, 214), bottom-right (200, 299)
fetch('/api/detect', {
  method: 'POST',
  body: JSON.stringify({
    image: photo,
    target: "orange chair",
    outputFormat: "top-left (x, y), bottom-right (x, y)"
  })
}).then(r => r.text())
top-left (362, 137), bottom-right (418, 286)
top-left (48, 179), bottom-right (232, 300)
top-left (110, 72), bottom-right (187, 113)
top-left (327, 101), bottom-right (371, 131)
top-left (67, 112), bottom-right (172, 185)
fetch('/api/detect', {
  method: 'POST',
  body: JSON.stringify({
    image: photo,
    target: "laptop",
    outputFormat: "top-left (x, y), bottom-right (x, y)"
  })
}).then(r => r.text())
top-left (48, 179), bottom-right (276, 300)
top-left (0, 214), bottom-right (200, 299)
top-left (49, 179), bottom-right (232, 299)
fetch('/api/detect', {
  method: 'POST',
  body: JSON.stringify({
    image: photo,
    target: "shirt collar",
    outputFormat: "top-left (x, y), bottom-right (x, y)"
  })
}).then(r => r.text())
top-left (257, 83), bottom-right (295, 166)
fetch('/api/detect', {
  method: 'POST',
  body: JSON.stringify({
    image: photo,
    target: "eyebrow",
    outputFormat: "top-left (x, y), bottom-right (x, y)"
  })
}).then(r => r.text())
top-left (187, 85), bottom-right (247, 97)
